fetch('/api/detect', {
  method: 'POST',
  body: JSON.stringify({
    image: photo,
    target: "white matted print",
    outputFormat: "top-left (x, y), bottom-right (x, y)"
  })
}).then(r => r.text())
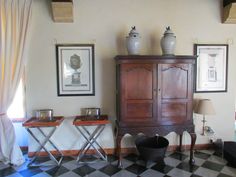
top-left (194, 44), bottom-right (228, 92)
top-left (56, 44), bottom-right (95, 96)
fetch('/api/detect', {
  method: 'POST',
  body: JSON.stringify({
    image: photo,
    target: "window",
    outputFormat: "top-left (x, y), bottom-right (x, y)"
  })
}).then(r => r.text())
top-left (7, 79), bottom-right (25, 121)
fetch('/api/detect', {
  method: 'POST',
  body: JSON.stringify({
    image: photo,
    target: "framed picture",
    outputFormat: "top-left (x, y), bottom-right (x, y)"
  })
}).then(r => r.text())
top-left (56, 44), bottom-right (95, 96)
top-left (194, 44), bottom-right (228, 93)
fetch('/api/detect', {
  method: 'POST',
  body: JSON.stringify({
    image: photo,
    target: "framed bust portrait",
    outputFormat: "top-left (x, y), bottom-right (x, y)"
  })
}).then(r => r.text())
top-left (56, 44), bottom-right (95, 96)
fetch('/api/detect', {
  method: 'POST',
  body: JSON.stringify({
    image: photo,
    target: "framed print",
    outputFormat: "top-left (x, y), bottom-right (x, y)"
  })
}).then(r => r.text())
top-left (56, 44), bottom-right (95, 96)
top-left (194, 44), bottom-right (228, 93)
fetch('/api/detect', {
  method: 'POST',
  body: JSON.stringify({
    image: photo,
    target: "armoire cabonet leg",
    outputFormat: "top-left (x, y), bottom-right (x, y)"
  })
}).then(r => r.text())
top-left (116, 135), bottom-right (123, 168)
top-left (189, 132), bottom-right (196, 165)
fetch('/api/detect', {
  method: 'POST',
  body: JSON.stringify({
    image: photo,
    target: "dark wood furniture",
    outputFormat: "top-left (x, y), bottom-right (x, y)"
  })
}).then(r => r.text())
top-left (115, 55), bottom-right (197, 167)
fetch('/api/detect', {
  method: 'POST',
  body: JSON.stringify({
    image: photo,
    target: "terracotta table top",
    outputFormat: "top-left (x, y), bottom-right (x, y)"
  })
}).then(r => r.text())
top-left (22, 116), bottom-right (64, 127)
top-left (73, 115), bottom-right (110, 126)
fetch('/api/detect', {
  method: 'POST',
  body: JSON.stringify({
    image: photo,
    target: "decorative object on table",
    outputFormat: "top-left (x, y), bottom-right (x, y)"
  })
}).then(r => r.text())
top-left (194, 44), bottom-right (228, 92)
top-left (84, 108), bottom-right (101, 118)
top-left (195, 99), bottom-right (215, 136)
top-left (135, 135), bottom-right (169, 165)
top-left (56, 44), bottom-right (95, 96)
top-left (35, 109), bottom-right (53, 121)
top-left (160, 26), bottom-right (176, 55)
top-left (126, 26), bottom-right (141, 55)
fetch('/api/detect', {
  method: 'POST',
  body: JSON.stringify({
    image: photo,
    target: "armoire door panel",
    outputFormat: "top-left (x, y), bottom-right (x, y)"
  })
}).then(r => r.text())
top-left (161, 102), bottom-right (187, 117)
top-left (160, 64), bottom-right (189, 99)
top-left (122, 64), bottom-right (153, 100)
top-left (120, 63), bottom-right (157, 124)
top-left (159, 102), bottom-right (187, 125)
top-left (126, 102), bottom-right (153, 118)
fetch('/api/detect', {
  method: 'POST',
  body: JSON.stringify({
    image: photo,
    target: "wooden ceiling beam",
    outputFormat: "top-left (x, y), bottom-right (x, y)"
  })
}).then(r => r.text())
top-left (51, 0), bottom-right (73, 23)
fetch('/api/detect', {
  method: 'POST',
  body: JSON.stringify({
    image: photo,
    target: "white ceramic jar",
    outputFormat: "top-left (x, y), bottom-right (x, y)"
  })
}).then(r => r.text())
top-left (160, 26), bottom-right (176, 55)
top-left (126, 26), bottom-right (141, 55)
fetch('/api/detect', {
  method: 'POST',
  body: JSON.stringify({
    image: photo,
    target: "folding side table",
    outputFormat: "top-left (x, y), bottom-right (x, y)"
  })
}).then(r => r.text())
top-left (73, 115), bottom-right (110, 163)
top-left (23, 116), bottom-right (64, 167)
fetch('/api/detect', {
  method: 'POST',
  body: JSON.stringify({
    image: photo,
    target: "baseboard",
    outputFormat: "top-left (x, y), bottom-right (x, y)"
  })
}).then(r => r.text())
top-left (26, 143), bottom-right (213, 157)
top-left (28, 148), bottom-right (115, 157)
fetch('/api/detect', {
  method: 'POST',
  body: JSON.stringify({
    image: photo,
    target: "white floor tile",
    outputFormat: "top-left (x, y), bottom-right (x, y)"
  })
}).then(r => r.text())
top-left (140, 169), bottom-right (165, 177)
top-left (167, 168), bottom-right (192, 177)
top-left (221, 166), bottom-right (236, 176)
top-left (111, 170), bottom-right (137, 177)
top-left (88, 170), bottom-right (109, 177)
top-left (207, 155), bottom-right (227, 165)
top-left (62, 160), bottom-right (79, 170)
top-left (57, 171), bottom-right (81, 177)
top-left (194, 167), bottom-right (219, 177)
top-left (164, 157), bottom-right (181, 167)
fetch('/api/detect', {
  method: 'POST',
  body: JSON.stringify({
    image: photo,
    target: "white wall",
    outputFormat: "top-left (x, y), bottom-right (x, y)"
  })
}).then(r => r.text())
top-left (26, 0), bottom-right (236, 151)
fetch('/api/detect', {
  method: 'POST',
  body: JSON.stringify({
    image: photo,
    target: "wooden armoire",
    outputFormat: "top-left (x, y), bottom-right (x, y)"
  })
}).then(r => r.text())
top-left (115, 55), bottom-right (197, 167)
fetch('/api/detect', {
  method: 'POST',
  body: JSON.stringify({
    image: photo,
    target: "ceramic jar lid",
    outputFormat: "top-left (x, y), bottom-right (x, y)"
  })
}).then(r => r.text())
top-left (163, 26), bottom-right (175, 35)
top-left (128, 26), bottom-right (140, 38)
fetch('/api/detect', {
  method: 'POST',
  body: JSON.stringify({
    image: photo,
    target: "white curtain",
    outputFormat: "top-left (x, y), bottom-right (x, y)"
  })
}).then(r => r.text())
top-left (0, 0), bottom-right (32, 166)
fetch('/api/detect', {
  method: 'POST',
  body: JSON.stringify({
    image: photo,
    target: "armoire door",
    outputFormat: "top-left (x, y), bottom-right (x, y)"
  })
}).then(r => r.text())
top-left (119, 63), bottom-right (157, 126)
top-left (158, 63), bottom-right (194, 125)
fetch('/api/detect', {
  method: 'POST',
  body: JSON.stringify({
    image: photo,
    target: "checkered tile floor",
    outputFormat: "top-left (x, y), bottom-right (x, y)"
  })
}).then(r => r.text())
top-left (1, 150), bottom-right (236, 177)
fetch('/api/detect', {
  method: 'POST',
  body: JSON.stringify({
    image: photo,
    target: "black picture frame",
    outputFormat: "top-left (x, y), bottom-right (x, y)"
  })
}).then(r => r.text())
top-left (194, 44), bottom-right (228, 93)
top-left (56, 44), bottom-right (95, 96)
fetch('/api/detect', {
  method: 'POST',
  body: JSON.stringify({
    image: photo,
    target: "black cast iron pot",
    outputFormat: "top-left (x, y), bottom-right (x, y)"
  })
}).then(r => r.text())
top-left (135, 136), bottom-right (169, 163)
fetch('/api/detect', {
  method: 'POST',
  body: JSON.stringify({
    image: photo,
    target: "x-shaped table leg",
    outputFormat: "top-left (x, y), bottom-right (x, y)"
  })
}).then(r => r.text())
top-left (27, 127), bottom-right (63, 167)
top-left (76, 125), bottom-right (107, 162)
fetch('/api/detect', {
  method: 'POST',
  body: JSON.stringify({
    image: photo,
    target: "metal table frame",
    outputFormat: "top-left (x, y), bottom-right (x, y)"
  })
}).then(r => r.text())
top-left (73, 115), bottom-right (109, 163)
top-left (23, 117), bottom-right (64, 167)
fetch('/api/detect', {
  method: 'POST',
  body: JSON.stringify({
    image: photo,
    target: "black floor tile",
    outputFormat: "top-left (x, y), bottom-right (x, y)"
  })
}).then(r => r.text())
top-left (79, 155), bottom-right (98, 163)
top-left (194, 151), bottom-right (211, 160)
top-left (201, 161), bottom-right (224, 172)
top-left (107, 154), bottom-right (118, 163)
top-left (0, 167), bottom-right (16, 176)
top-left (168, 152), bottom-right (188, 161)
top-left (151, 163), bottom-right (173, 174)
top-left (19, 167), bottom-right (43, 177)
top-left (176, 162), bottom-right (199, 173)
top-left (31, 156), bottom-right (51, 163)
top-left (45, 166), bottom-right (69, 176)
top-left (123, 153), bottom-right (139, 162)
top-left (190, 174), bottom-right (202, 177)
top-left (226, 162), bottom-right (236, 168)
top-left (61, 156), bottom-right (75, 162)
top-left (99, 164), bottom-right (121, 176)
top-left (22, 150), bottom-right (28, 155)
top-left (125, 163), bottom-right (147, 175)
top-left (213, 151), bottom-right (223, 158)
top-left (73, 165), bottom-right (96, 176)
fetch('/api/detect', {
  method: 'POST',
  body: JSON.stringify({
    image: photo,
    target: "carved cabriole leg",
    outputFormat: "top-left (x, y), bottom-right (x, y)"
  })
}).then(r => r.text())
top-left (116, 135), bottom-right (123, 168)
top-left (179, 133), bottom-right (183, 152)
top-left (189, 132), bottom-right (196, 165)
